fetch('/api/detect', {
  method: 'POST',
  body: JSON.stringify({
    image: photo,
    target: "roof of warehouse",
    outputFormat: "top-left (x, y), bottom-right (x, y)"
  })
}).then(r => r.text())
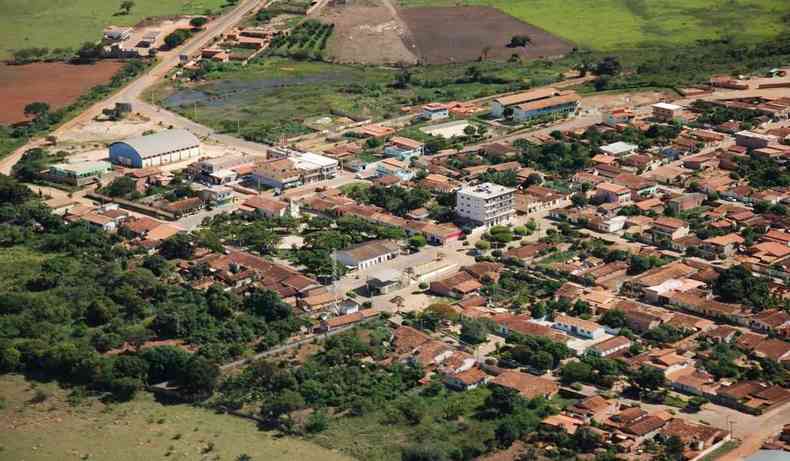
top-left (112, 129), bottom-right (200, 159)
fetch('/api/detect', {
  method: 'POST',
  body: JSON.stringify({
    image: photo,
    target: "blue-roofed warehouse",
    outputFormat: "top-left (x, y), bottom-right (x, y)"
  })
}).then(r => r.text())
top-left (109, 129), bottom-right (201, 168)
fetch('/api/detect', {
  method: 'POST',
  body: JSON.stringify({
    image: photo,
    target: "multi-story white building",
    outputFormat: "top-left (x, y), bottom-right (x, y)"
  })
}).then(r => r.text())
top-left (455, 182), bottom-right (515, 227)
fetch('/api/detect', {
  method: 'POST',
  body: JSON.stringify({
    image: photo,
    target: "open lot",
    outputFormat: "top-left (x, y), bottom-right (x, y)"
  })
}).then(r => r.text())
top-left (0, 374), bottom-right (352, 461)
top-left (155, 57), bottom-right (567, 142)
top-left (0, 61), bottom-right (125, 124)
top-left (396, 0), bottom-right (790, 50)
top-left (399, 6), bottom-right (573, 64)
top-left (0, 0), bottom-right (229, 60)
top-left (319, 0), bottom-right (418, 65)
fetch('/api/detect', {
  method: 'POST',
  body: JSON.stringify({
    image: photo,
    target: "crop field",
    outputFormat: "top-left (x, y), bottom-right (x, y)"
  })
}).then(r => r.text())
top-left (0, 375), bottom-right (352, 461)
top-left (268, 20), bottom-right (334, 60)
top-left (0, 0), bottom-right (230, 60)
top-left (155, 57), bottom-right (568, 143)
top-left (396, 0), bottom-right (790, 50)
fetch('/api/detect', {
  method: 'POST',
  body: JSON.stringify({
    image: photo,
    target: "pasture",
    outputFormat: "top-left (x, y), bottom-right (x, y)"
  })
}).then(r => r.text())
top-left (0, 0), bottom-right (230, 60)
top-left (396, 0), bottom-right (790, 50)
top-left (0, 374), bottom-right (352, 461)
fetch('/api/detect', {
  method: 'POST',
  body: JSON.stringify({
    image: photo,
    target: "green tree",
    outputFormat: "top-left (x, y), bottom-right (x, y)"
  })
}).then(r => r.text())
top-left (176, 355), bottom-right (219, 398)
top-left (460, 319), bottom-right (488, 344)
top-left (560, 361), bottom-right (593, 385)
top-left (262, 389), bottom-right (305, 419)
top-left (531, 351), bottom-right (554, 373)
top-left (190, 17), bottom-right (208, 28)
top-left (475, 240), bottom-right (490, 251)
top-left (120, 0), bottom-right (135, 14)
top-left (409, 234), bottom-right (427, 250)
top-left (713, 265), bottom-right (773, 310)
top-left (507, 35), bottom-right (532, 47)
top-left (600, 309), bottom-right (626, 328)
top-left (24, 102), bottom-right (50, 120)
top-left (102, 176), bottom-right (137, 197)
top-left (159, 233), bottom-right (194, 259)
top-left (632, 365), bottom-right (665, 393)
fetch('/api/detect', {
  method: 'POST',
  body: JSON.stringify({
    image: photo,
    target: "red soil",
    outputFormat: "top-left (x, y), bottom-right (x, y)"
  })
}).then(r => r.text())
top-left (0, 61), bottom-right (124, 125)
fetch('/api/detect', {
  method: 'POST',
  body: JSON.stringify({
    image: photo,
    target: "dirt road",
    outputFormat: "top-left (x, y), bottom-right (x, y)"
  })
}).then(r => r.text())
top-left (718, 403), bottom-right (790, 461)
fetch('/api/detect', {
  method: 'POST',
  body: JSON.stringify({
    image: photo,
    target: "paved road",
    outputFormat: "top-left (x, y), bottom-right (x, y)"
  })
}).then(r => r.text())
top-left (0, 0), bottom-right (265, 175)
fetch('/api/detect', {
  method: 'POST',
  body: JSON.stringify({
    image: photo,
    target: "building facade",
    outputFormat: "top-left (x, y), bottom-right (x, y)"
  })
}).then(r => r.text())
top-left (455, 183), bottom-right (516, 227)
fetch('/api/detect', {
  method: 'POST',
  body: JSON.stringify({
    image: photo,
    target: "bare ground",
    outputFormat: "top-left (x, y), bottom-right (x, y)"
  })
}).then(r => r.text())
top-left (399, 6), bottom-right (574, 65)
top-left (319, 0), bottom-right (418, 65)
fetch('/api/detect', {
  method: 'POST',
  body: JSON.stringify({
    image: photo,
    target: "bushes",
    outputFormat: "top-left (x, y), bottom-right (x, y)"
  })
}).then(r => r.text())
top-left (268, 20), bottom-right (334, 60)
top-left (164, 29), bottom-right (193, 49)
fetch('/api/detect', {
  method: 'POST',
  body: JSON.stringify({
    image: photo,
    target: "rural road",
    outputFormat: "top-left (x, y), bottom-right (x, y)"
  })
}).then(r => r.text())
top-left (0, 0), bottom-right (266, 175)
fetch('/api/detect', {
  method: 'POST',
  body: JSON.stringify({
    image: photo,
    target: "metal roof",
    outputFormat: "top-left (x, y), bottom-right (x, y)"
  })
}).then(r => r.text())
top-left (112, 129), bottom-right (199, 159)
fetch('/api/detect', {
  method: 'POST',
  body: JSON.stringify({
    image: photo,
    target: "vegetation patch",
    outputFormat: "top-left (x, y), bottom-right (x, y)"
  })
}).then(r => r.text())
top-left (396, 0), bottom-right (790, 50)
top-left (0, 0), bottom-right (231, 60)
top-left (0, 374), bottom-right (351, 461)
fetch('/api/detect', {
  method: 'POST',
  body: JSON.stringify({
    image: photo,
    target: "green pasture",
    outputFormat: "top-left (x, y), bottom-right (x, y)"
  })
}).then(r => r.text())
top-left (0, 0), bottom-right (231, 59)
top-left (397, 0), bottom-right (790, 50)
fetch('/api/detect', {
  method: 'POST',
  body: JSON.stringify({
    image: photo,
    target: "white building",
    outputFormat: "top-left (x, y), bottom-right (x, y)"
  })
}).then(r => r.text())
top-left (652, 102), bottom-right (683, 122)
top-left (600, 141), bottom-right (638, 157)
top-left (335, 240), bottom-right (401, 271)
top-left (455, 182), bottom-right (516, 227)
top-left (421, 103), bottom-right (449, 121)
top-left (553, 314), bottom-right (605, 339)
top-left (290, 152), bottom-right (339, 184)
top-left (109, 129), bottom-right (201, 168)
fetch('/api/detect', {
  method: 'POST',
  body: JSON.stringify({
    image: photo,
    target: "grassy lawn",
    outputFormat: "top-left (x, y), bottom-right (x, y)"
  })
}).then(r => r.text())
top-left (0, 0), bottom-right (231, 60)
top-left (397, 0), bottom-right (790, 50)
top-left (0, 374), bottom-right (352, 461)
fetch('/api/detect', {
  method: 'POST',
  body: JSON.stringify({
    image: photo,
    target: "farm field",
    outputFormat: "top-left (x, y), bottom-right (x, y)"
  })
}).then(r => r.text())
top-left (396, 0), bottom-right (790, 50)
top-left (0, 374), bottom-right (352, 461)
top-left (155, 57), bottom-right (567, 142)
top-left (0, 0), bottom-right (230, 60)
top-left (0, 61), bottom-right (125, 124)
top-left (399, 6), bottom-right (573, 64)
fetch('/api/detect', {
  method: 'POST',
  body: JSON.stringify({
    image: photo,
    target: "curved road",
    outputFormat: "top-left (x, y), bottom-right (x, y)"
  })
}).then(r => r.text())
top-left (0, 0), bottom-right (265, 175)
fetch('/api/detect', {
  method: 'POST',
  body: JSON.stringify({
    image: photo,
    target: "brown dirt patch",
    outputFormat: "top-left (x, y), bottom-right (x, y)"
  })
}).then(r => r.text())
top-left (319, 0), bottom-right (418, 65)
top-left (0, 61), bottom-right (124, 125)
top-left (399, 6), bottom-right (574, 65)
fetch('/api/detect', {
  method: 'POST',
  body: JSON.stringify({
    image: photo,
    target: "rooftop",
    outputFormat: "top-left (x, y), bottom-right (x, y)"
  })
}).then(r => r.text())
top-left (112, 129), bottom-right (199, 159)
top-left (458, 182), bottom-right (516, 199)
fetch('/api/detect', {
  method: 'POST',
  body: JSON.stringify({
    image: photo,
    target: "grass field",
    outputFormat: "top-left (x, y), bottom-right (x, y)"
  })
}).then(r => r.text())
top-left (397, 0), bottom-right (790, 50)
top-left (154, 57), bottom-right (566, 142)
top-left (0, 375), bottom-right (352, 461)
top-left (0, 0), bottom-right (230, 60)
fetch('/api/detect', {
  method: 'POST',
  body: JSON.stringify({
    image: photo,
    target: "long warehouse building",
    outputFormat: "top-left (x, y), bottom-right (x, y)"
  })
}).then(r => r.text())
top-left (109, 129), bottom-right (201, 168)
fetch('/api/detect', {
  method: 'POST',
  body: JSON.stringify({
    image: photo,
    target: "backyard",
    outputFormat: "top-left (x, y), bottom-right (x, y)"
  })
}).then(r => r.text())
top-left (396, 0), bottom-right (790, 50)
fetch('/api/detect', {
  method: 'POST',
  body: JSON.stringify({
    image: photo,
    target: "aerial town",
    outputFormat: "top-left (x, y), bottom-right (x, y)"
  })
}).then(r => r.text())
top-left (1, 1), bottom-right (790, 461)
